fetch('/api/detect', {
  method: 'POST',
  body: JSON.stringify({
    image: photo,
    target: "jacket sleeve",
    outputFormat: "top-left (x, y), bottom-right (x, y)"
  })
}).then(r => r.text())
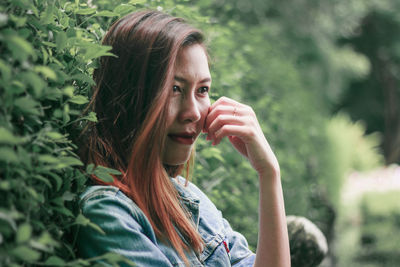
top-left (77, 190), bottom-right (174, 267)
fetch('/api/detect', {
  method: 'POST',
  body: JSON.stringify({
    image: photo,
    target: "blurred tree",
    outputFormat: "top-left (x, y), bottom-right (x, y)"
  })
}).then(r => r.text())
top-left (336, 4), bottom-right (400, 164)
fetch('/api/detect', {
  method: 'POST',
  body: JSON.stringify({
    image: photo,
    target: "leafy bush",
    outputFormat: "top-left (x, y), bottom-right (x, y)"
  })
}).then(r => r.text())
top-left (0, 0), bottom-right (141, 265)
top-left (323, 113), bottom-right (384, 204)
top-left (348, 191), bottom-right (400, 267)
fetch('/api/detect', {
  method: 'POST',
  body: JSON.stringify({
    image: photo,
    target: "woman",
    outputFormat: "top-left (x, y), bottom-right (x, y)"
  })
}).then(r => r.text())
top-left (77, 10), bottom-right (290, 267)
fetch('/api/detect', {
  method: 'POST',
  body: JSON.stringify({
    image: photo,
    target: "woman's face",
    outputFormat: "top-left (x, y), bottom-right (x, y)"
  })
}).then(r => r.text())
top-left (162, 44), bottom-right (211, 166)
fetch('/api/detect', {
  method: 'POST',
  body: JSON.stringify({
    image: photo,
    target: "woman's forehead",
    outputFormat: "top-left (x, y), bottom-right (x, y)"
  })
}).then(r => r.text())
top-left (175, 45), bottom-right (211, 83)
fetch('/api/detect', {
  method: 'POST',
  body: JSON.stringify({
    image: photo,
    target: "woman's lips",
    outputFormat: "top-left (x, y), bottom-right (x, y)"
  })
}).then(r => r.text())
top-left (168, 133), bottom-right (196, 145)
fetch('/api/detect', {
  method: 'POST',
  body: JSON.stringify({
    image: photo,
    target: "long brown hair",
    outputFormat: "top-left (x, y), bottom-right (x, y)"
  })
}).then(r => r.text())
top-left (78, 10), bottom-right (205, 263)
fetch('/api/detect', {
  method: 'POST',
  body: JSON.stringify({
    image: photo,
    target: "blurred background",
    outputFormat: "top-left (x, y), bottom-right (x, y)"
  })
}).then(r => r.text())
top-left (1, 0), bottom-right (399, 266)
top-left (186, 0), bottom-right (400, 266)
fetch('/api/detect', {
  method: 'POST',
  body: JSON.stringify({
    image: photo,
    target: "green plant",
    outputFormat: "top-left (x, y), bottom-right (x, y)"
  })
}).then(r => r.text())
top-left (0, 0), bottom-right (140, 265)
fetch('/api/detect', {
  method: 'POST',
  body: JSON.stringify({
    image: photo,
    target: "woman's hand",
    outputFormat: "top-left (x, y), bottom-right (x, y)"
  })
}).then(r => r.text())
top-left (205, 96), bottom-right (290, 267)
top-left (204, 96), bottom-right (280, 178)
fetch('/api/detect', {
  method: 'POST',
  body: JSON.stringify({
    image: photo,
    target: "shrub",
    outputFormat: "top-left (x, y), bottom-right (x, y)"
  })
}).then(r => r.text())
top-left (0, 0), bottom-right (140, 265)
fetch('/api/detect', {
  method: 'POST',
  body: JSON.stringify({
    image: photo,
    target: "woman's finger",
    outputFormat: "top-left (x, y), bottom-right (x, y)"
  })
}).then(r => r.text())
top-left (207, 114), bottom-right (244, 140)
top-left (204, 105), bottom-right (237, 131)
top-left (205, 99), bottom-right (244, 131)
top-left (212, 124), bottom-right (253, 146)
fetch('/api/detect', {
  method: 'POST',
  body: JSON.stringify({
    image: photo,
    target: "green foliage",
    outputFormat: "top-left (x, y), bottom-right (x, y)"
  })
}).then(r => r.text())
top-left (322, 113), bottom-right (384, 205)
top-left (327, 113), bottom-right (383, 172)
top-left (337, 190), bottom-right (400, 267)
top-left (336, 1), bottom-right (400, 164)
top-left (0, 0), bottom-right (140, 265)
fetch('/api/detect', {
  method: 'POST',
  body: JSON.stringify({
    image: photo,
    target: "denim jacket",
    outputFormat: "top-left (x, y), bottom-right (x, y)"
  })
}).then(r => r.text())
top-left (77, 176), bottom-right (256, 266)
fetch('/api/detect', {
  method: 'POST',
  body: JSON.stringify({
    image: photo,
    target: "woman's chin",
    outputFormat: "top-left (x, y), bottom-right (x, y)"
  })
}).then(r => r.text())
top-left (162, 148), bottom-right (192, 166)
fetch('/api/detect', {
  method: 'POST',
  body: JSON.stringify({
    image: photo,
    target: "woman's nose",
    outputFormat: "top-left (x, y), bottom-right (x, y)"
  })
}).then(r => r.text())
top-left (178, 94), bottom-right (201, 123)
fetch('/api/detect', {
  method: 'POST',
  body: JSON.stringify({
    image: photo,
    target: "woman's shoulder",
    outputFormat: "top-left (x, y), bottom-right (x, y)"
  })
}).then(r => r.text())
top-left (78, 185), bottom-right (143, 219)
top-left (79, 185), bottom-right (129, 204)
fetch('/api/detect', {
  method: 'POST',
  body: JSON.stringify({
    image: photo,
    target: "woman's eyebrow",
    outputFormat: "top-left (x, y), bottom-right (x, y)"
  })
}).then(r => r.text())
top-left (174, 75), bottom-right (211, 83)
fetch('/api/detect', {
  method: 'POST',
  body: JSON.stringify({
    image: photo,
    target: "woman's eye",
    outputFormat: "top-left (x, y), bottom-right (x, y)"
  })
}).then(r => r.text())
top-left (173, 85), bottom-right (181, 93)
top-left (198, 87), bottom-right (209, 94)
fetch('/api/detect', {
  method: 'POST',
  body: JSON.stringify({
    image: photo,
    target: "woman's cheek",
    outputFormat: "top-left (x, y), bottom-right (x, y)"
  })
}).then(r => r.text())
top-left (166, 97), bottom-right (180, 126)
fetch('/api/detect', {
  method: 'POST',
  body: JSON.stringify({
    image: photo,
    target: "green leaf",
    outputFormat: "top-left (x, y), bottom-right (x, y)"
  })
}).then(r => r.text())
top-left (75, 258), bottom-right (92, 266)
top-left (37, 231), bottom-right (58, 247)
top-left (93, 166), bottom-right (121, 183)
top-left (69, 95), bottom-right (89, 105)
top-left (75, 214), bottom-right (90, 226)
top-left (93, 170), bottom-right (114, 183)
top-left (129, 0), bottom-right (147, 4)
top-left (59, 13), bottom-right (70, 28)
top-left (83, 111), bottom-right (98, 122)
top-left (81, 44), bottom-right (114, 61)
top-left (45, 172), bottom-right (63, 191)
top-left (0, 59), bottom-right (11, 82)
top-left (94, 11), bottom-right (119, 17)
top-left (0, 147), bottom-right (19, 163)
top-left (75, 8), bottom-right (97, 15)
top-left (17, 146), bottom-right (31, 168)
top-left (19, 71), bottom-right (46, 96)
top-left (42, 41), bottom-right (57, 47)
top-left (44, 256), bottom-right (65, 266)
top-left (38, 155), bottom-right (59, 164)
top-left (26, 187), bottom-right (40, 202)
top-left (51, 197), bottom-right (64, 207)
top-left (56, 31), bottom-right (68, 51)
top-left (10, 245), bottom-right (41, 262)
top-left (10, 14), bottom-right (27, 27)
top-left (56, 156), bottom-right (83, 168)
top-left (0, 127), bottom-right (25, 144)
top-left (113, 4), bottom-right (136, 16)
top-left (95, 165), bottom-right (122, 175)
top-left (40, 5), bottom-right (54, 24)
top-left (16, 223), bottom-right (32, 243)
top-left (32, 174), bottom-right (52, 188)
top-left (34, 66), bottom-right (57, 81)
top-left (53, 109), bottom-right (63, 118)
top-left (62, 191), bottom-right (76, 201)
top-left (75, 171), bottom-right (88, 189)
top-left (86, 163), bottom-right (94, 174)
top-left (51, 207), bottom-right (74, 217)
top-left (45, 87), bottom-right (62, 101)
top-left (45, 132), bottom-right (64, 140)
top-left (63, 103), bottom-right (71, 124)
top-left (70, 73), bottom-right (95, 85)
top-left (14, 97), bottom-right (41, 115)
top-left (0, 211), bottom-right (18, 231)
top-left (6, 34), bottom-right (36, 61)
top-left (0, 181), bottom-right (11, 190)
top-left (40, 46), bottom-right (48, 64)
top-left (63, 86), bottom-right (75, 97)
